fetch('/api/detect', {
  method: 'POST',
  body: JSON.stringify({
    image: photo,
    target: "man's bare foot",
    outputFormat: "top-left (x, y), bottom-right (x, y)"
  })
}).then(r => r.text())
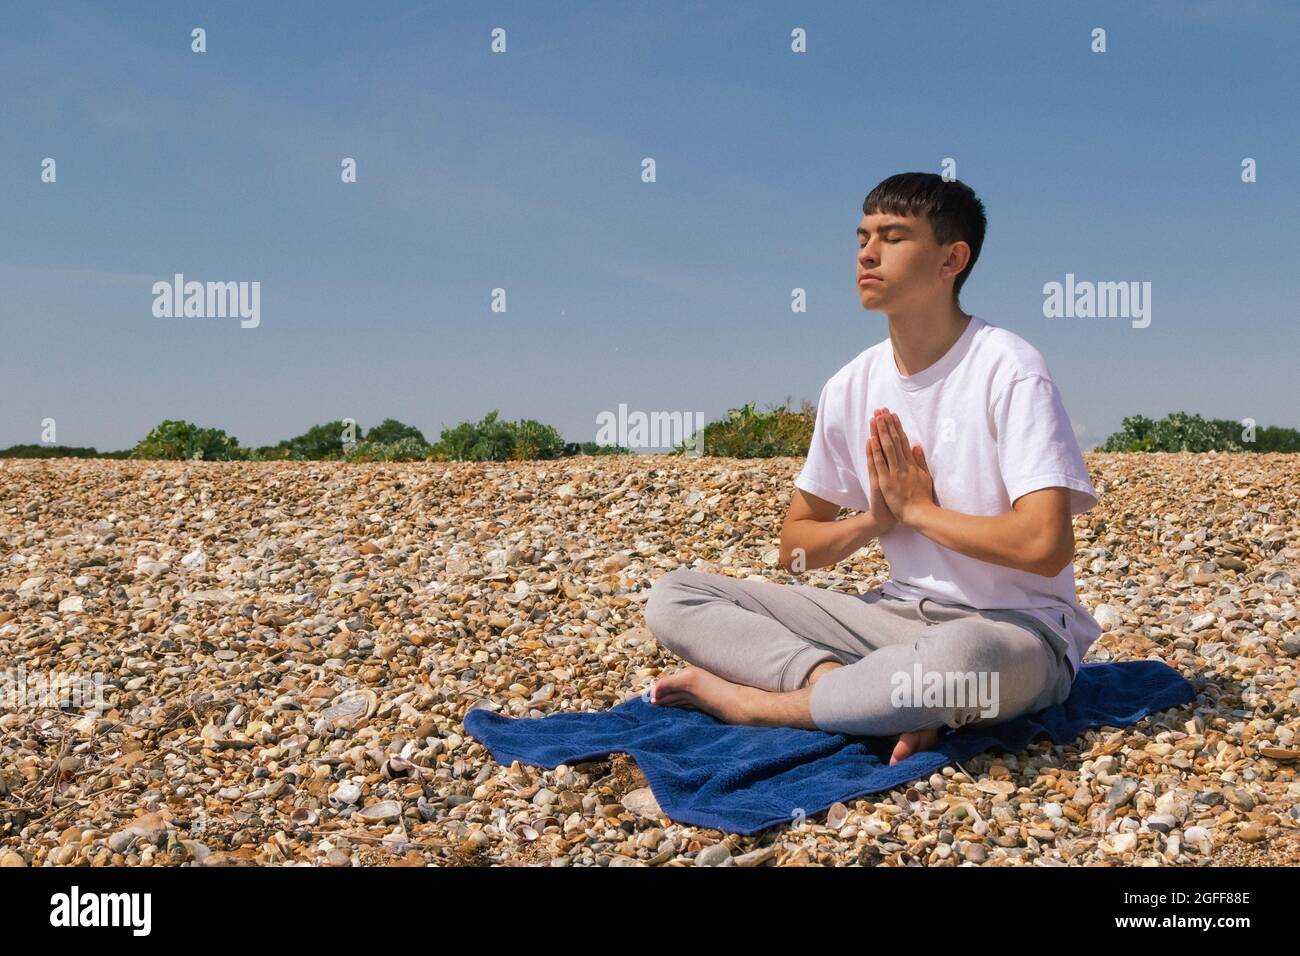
top-left (651, 666), bottom-right (766, 725)
top-left (889, 727), bottom-right (942, 765)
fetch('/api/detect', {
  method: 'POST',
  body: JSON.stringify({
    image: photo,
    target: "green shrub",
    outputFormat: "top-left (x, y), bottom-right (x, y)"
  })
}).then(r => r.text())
top-left (508, 418), bottom-right (566, 460)
top-left (0, 444), bottom-right (101, 459)
top-left (1251, 425), bottom-right (1300, 452)
top-left (434, 411), bottom-right (515, 461)
top-left (431, 410), bottom-right (566, 461)
top-left (345, 437), bottom-right (434, 462)
top-left (276, 420), bottom-right (364, 460)
top-left (366, 418), bottom-right (427, 445)
top-left (563, 441), bottom-right (635, 456)
top-left (674, 400), bottom-right (815, 458)
top-left (131, 420), bottom-right (242, 460)
top-left (244, 445), bottom-right (293, 461)
top-left (1099, 412), bottom-right (1299, 453)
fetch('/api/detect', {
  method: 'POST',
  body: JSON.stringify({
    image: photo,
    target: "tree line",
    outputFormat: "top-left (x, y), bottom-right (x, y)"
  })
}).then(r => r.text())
top-left (1, 408), bottom-right (1295, 460)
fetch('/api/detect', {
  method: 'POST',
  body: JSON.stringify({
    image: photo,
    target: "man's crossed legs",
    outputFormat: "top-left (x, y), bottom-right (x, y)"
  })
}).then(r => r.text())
top-left (644, 568), bottom-right (1074, 765)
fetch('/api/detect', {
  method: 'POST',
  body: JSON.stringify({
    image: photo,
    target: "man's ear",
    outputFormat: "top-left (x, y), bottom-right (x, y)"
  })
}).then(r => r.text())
top-left (944, 241), bottom-right (971, 280)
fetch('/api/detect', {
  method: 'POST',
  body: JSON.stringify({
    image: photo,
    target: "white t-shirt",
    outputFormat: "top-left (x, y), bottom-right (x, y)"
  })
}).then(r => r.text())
top-left (794, 314), bottom-right (1101, 678)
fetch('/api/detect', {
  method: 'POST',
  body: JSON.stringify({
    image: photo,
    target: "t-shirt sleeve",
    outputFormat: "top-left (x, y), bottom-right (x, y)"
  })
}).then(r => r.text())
top-left (991, 373), bottom-right (1098, 515)
top-left (794, 381), bottom-right (870, 511)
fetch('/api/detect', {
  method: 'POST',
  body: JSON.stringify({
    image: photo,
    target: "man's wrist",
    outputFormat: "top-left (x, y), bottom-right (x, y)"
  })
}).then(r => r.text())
top-left (862, 509), bottom-right (892, 540)
top-left (901, 498), bottom-right (940, 530)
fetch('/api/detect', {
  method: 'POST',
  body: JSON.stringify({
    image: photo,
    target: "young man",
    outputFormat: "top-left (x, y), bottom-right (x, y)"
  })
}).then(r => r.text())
top-left (645, 172), bottom-right (1100, 765)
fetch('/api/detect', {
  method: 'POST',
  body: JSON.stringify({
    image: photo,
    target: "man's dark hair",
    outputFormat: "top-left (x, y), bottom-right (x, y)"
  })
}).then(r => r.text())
top-left (862, 172), bottom-right (987, 301)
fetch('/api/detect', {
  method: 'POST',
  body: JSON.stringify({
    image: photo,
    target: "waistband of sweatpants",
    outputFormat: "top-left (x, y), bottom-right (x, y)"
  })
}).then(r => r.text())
top-left (909, 595), bottom-right (1074, 682)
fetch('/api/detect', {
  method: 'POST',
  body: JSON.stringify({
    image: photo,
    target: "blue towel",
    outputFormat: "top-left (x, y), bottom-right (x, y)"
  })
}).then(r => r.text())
top-left (463, 660), bottom-right (1196, 835)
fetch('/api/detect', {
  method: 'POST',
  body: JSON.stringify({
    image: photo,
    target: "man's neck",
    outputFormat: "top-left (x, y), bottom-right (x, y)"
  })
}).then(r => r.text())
top-left (886, 302), bottom-right (972, 377)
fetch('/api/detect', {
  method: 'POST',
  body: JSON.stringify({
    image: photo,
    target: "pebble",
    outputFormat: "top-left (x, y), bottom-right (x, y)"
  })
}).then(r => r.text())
top-left (1105, 778), bottom-right (1139, 810)
top-left (695, 844), bottom-right (732, 866)
top-left (1100, 832), bottom-right (1137, 855)
top-left (1143, 813), bottom-right (1178, 834)
top-left (1156, 791), bottom-right (1191, 822)
top-left (1236, 824), bottom-right (1266, 843)
top-left (621, 787), bottom-right (664, 821)
top-left (357, 801), bottom-right (402, 823)
top-left (322, 690), bottom-right (377, 727)
top-left (1093, 604), bottom-right (1123, 631)
top-left (826, 802), bottom-right (849, 829)
top-left (735, 846), bottom-right (776, 867)
top-left (330, 782), bottom-right (363, 806)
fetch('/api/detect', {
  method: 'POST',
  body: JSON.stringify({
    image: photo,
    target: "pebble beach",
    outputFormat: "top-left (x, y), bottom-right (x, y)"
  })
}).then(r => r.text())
top-left (1, 453), bottom-right (1297, 867)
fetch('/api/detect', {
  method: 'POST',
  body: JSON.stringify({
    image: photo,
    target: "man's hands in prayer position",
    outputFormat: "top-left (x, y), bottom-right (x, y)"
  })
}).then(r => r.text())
top-left (781, 407), bottom-right (1071, 581)
top-left (867, 408), bottom-right (938, 527)
top-left (867, 406), bottom-right (1075, 578)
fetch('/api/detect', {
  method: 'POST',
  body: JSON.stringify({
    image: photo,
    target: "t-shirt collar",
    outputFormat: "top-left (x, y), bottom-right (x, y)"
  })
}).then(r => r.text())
top-left (890, 314), bottom-right (984, 391)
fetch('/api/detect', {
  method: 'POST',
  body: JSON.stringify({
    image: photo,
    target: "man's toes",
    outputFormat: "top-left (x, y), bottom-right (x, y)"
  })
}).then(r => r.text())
top-left (651, 669), bottom-right (700, 705)
top-left (888, 729), bottom-right (939, 765)
top-left (655, 668), bottom-right (690, 688)
top-left (656, 668), bottom-right (701, 697)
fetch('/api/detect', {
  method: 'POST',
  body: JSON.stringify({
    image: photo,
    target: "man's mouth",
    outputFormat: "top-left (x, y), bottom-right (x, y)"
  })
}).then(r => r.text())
top-left (859, 276), bottom-right (882, 286)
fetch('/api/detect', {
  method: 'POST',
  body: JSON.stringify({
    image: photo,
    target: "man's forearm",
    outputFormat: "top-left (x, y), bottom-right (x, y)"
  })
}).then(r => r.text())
top-left (906, 500), bottom-right (1063, 576)
top-left (779, 510), bottom-right (890, 572)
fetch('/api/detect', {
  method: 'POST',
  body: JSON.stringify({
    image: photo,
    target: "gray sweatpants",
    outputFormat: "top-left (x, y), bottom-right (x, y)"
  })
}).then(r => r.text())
top-left (644, 568), bottom-right (1075, 737)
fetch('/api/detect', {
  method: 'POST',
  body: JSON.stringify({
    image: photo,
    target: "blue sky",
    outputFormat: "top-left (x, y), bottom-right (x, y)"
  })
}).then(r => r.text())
top-left (3, 0), bottom-right (1297, 452)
